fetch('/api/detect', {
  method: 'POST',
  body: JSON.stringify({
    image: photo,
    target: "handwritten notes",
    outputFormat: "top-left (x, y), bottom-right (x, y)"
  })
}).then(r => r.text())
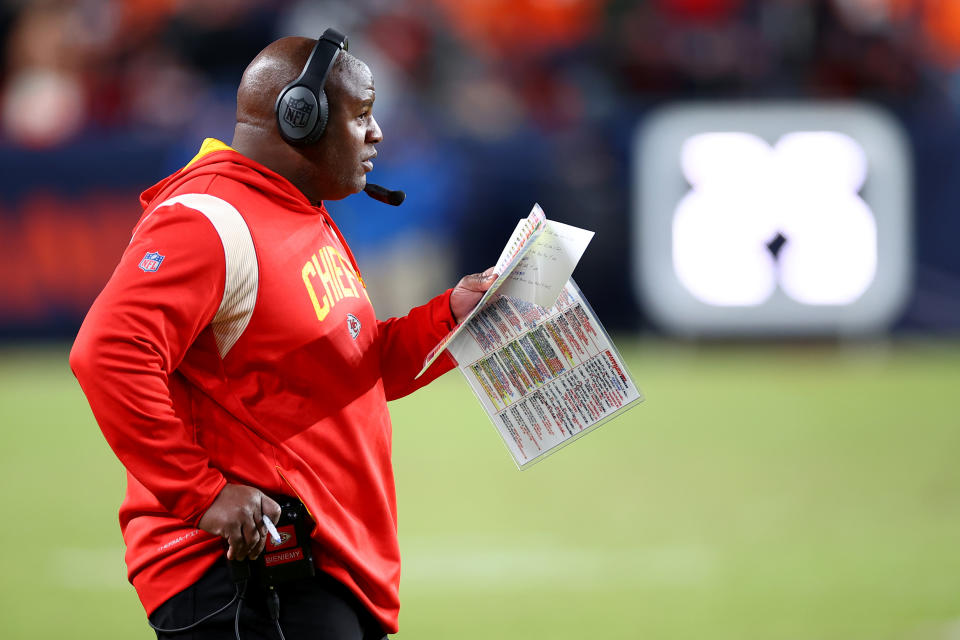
top-left (496, 219), bottom-right (594, 309)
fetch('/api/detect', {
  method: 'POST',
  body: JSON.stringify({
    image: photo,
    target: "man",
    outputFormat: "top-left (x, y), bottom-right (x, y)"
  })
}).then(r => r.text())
top-left (70, 33), bottom-right (494, 639)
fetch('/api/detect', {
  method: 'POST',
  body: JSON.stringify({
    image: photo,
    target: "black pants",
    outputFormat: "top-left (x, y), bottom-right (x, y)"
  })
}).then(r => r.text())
top-left (149, 560), bottom-right (387, 640)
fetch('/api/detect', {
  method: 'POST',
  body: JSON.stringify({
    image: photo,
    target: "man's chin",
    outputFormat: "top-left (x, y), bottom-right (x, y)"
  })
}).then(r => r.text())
top-left (322, 179), bottom-right (366, 202)
top-left (350, 176), bottom-right (368, 197)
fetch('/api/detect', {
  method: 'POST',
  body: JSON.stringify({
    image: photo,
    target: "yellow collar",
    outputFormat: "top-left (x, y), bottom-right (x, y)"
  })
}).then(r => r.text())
top-left (184, 138), bottom-right (234, 169)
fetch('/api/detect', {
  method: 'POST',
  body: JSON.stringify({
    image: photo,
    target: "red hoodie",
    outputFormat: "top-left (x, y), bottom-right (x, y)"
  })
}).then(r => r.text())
top-left (69, 138), bottom-right (456, 632)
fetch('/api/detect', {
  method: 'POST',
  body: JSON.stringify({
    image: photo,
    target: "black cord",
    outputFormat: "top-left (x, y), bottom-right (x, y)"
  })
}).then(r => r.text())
top-left (148, 580), bottom-right (245, 635)
top-left (267, 587), bottom-right (286, 640)
top-left (234, 580), bottom-right (246, 640)
top-left (148, 563), bottom-right (286, 640)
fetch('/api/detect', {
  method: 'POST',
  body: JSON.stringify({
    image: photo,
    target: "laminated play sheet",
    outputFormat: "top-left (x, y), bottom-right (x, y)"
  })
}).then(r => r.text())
top-left (422, 204), bottom-right (644, 468)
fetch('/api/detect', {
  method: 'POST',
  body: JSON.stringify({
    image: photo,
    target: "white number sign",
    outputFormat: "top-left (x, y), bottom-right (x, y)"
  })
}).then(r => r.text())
top-left (634, 103), bottom-right (911, 336)
top-left (674, 131), bottom-right (877, 306)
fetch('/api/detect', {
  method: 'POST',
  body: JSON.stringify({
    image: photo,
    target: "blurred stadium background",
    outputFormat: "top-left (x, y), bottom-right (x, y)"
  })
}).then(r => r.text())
top-left (0, 0), bottom-right (958, 638)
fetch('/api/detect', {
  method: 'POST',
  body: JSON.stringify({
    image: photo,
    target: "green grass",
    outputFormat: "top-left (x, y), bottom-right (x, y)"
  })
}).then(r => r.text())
top-left (1, 339), bottom-right (959, 639)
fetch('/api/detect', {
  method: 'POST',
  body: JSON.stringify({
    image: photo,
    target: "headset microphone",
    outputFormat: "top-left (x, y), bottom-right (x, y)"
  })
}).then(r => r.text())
top-left (364, 183), bottom-right (405, 206)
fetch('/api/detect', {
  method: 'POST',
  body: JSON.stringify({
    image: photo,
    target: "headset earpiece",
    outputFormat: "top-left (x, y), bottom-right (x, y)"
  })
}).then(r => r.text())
top-left (275, 28), bottom-right (348, 146)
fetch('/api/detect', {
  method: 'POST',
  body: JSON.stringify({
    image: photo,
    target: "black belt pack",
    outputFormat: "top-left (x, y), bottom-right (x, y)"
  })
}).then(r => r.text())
top-left (258, 495), bottom-right (316, 587)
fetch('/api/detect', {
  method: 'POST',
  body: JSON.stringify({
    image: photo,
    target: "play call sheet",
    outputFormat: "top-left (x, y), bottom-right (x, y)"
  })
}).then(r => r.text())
top-left (447, 280), bottom-right (643, 468)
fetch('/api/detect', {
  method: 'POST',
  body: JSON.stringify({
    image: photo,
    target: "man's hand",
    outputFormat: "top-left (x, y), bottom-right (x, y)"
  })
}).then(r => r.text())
top-left (198, 484), bottom-right (282, 561)
top-left (450, 267), bottom-right (497, 324)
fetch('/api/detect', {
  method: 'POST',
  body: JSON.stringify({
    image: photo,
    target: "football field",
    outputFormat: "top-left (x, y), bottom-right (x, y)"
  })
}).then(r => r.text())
top-left (1, 339), bottom-right (958, 639)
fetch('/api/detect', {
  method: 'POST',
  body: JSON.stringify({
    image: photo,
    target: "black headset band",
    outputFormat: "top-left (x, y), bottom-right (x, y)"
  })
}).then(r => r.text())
top-left (293, 29), bottom-right (348, 93)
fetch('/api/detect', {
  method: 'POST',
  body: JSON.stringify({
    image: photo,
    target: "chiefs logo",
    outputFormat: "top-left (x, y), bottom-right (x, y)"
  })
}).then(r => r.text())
top-left (266, 527), bottom-right (295, 551)
top-left (347, 313), bottom-right (361, 339)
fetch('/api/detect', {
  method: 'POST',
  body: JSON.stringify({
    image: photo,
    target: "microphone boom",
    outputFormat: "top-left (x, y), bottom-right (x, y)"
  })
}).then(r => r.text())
top-left (364, 183), bottom-right (405, 206)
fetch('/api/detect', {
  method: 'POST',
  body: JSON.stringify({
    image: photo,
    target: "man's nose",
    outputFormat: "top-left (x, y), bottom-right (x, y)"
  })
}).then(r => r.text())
top-left (368, 116), bottom-right (383, 143)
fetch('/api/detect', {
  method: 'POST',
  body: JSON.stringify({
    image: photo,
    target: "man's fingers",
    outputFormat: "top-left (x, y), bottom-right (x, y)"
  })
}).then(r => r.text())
top-left (250, 491), bottom-right (266, 546)
top-left (198, 484), bottom-right (287, 562)
top-left (475, 269), bottom-right (498, 285)
top-left (243, 520), bottom-right (262, 549)
top-left (226, 522), bottom-right (245, 561)
top-left (449, 268), bottom-right (499, 323)
top-left (262, 495), bottom-right (282, 524)
top-left (237, 499), bottom-right (263, 561)
top-left (250, 491), bottom-right (264, 522)
top-left (462, 271), bottom-right (497, 292)
top-left (250, 531), bottom-right (268, 560)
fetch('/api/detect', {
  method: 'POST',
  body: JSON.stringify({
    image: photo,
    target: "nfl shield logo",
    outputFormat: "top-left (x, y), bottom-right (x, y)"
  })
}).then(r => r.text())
top-left (284, 97), bottom-right (313, 128)
top-left (347, 313), bottom-right (361, 339)
top-left (138, 251), bottom-right (165, 272)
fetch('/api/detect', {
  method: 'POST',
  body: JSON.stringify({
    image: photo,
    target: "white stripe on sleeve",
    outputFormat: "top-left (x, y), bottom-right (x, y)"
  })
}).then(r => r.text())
top-left (151, 193), bottom-right (259, 358)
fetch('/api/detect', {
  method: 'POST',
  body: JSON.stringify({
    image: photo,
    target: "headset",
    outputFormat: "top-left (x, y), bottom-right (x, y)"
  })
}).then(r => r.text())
top-left (275, 29), bottom-right (405, 206)
top-left (275, 28), bottom-right (348, 146)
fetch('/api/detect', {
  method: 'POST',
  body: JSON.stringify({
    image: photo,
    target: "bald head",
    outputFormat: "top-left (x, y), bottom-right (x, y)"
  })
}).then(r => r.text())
top-left (235, 37), bottom-right (307, 129)
top-left (230, 35), bottom-right (383, 203)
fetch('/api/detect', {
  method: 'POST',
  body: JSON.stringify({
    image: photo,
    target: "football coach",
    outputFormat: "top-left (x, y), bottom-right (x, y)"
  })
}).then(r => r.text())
top-left (71, 30), bottom-right (495, 639)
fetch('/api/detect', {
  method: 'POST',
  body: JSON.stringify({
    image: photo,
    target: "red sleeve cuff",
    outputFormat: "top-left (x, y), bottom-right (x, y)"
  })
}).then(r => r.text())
top-left (181, 474), bottom-right (228, 527)
top-left (437, 288), bottom-right (458, 333)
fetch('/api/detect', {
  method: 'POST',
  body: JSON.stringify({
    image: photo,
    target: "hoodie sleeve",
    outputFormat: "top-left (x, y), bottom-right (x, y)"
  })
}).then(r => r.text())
top-left (376, 289), bottom-right (458, 400)
top-left (70, 203), bottom-right (228, 526)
